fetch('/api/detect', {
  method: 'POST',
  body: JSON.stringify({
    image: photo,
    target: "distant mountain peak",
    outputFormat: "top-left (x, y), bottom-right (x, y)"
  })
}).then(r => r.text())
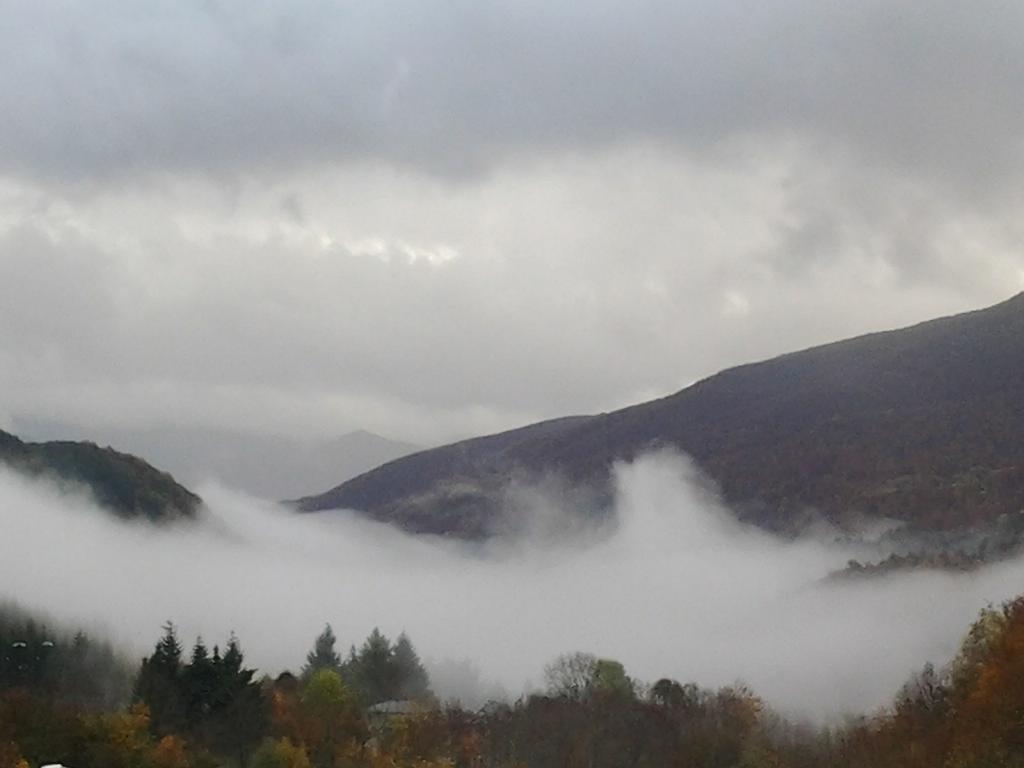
top-left (330, 428), bottom-right (416, 447)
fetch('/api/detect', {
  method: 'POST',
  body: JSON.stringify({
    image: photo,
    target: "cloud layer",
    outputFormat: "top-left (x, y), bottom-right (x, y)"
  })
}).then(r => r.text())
top-left (2, 453), bottom-right (1021, 719)
top-left (2, 1), bottom-right (1023, 445)
top-left (3, 1), bottom-right (1024, 190)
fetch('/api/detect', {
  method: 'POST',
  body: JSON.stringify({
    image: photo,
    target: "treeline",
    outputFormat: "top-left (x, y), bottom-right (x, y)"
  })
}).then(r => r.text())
top-left (0, 605), bottom-right (132, 710)
top-left (834, 595), bottom-right (1024, 768)
top-left (302, 625), bottom-right (430, 705)
top-left (6, 601), bottom-right (1024, 767)
top-left (0, 618), bottom-right (438, 768)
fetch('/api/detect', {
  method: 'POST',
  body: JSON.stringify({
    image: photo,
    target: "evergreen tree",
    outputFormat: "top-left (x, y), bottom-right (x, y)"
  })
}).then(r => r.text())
top-left (0, 605), bottom-right (132, 709)
top-left (222, 634), bottom-right (244, 676)
top-left (208, 633), bottom-right (266, 765)
top-left (351, 627), bottom-right (395, 705)
top-left (134, 621), bottom-right (187, 736)
top-left (136, 624), bottom-right (264, 763)
top-left (302, 624), bottom-right (342, 679)
top-left (64, 632), bottom-right (94, 704)
top-left (392, 632), bottom-right (431, 701)
top-left (153, 622), bottom-right (183, 672)
top-left (182, 637), bottom-right (218, 728)
top-left (341, 628), bottom-right (432, 704)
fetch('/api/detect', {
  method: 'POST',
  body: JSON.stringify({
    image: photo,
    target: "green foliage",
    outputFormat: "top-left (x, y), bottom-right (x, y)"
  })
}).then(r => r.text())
top-left (392, 633), bottom-right (431, 701)
top-left (135, 624), bottom-right (266, 763)
top-left (592, 659), bottom-right (634, 699)
top-left (302, 669), bottom-right (354, 719)
top-left (251, 737), bottom-right (313, 768)
top-left (651, 678), bottom-right (701, 710)
top-left (349, 628), bottom-right (394, 705)
top-left (543, 653), bottom-right (635, 702)
top-left (343, 628), bottom-right (432, 705)
top-left (134, 622), bottom-right (186, 736)
top-left (300, 669), bottom-right (363, 767)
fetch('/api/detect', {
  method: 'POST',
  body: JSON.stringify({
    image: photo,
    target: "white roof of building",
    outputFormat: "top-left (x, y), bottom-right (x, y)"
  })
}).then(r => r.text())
top-left (367, 699), bottom-right (421, 715)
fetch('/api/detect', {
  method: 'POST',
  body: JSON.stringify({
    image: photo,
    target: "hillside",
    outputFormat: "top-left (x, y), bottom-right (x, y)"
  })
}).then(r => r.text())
top-left (298, 292), bottom-right (1024, 537)
top-left (0, 429), bottom-right (201, 522)
top-left (10, 421), bottom-right (419, 501)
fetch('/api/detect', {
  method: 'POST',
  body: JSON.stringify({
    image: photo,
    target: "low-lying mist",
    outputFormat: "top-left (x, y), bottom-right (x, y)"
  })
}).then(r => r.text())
top-left (1, 451), bottom-right (1021, 720)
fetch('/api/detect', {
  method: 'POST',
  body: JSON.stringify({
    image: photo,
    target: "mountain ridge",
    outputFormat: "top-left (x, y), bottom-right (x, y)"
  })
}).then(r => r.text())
top-left (0, 429), bottom-right (201, 522)
top-left (9, 420), bottom-right (419, 502)
top-left (298, 292), bottom-right (1024, 537)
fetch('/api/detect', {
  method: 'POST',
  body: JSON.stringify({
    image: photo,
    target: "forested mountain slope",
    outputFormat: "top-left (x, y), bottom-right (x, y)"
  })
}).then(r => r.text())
top-left (11, 420), bottom-right (420, 501)
top-left (298, 293), bottom-right (1024, 537)
top-left (0, 429), bottom-right (201, 522)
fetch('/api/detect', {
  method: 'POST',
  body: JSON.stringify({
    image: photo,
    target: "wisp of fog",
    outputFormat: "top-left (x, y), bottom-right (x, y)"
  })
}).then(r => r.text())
top-left (1, 452), bottom-right (1021, 720)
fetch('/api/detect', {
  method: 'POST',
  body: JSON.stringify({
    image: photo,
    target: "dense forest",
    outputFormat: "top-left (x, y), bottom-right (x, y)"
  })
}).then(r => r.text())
top-left (4, 596), bottom-right (1024, 768)
top-left (0, 431), bottom-right (200, 522)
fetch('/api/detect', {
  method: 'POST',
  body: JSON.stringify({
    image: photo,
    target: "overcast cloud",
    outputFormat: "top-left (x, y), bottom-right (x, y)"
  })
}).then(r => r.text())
top-left (2, 1), bottom-right (1023, 446)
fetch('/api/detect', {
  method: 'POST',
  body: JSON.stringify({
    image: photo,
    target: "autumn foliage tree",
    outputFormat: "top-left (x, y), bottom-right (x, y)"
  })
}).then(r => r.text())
top-left (14, 607), bottom-right (1024, 767)
top-left (300, 668), bottom-right (365, 768)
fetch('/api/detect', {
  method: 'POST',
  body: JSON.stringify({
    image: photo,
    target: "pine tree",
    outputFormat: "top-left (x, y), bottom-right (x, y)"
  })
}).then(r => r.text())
top-left (355, 627), bottom-right (395, 704)
top-left (210, 633), bottom-right (266, 765)
top-left (338, 628), bottom-right (397, 705)
top-left (392, 632), bottom-right (431, 701)
top-left (153, 621), bottom-right (183, 672)
top-left (222, 633), bottom-right (243, 676)
top-left (182, 637), bottom-right (218, 728)
top-left (134, 621), bottom-right (187, 736)
top-left (301, 624), bottom-right (342, 679)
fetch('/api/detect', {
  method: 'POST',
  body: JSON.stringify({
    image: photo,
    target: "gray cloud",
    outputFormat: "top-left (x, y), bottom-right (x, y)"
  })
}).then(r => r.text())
top-left (2, 1), bottom-right (1024, 194)
top-left (2, 147), bottom-right (1021, 445)
top-left (1, 2), bottom-right (1023, 448)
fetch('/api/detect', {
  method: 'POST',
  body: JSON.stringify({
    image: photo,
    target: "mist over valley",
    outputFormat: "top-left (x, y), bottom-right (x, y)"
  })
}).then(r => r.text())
top-left (3, 2), bottom-right (1024, 764)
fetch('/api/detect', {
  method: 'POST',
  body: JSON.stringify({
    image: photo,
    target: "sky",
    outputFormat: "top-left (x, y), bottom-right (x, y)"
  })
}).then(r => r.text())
top-left (2, 1), bottom-right (1024, 447)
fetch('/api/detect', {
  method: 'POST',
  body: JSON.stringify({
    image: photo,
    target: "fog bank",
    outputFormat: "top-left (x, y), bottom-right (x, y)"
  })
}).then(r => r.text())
top-left (0, 452), bottom-right (1019, 720)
